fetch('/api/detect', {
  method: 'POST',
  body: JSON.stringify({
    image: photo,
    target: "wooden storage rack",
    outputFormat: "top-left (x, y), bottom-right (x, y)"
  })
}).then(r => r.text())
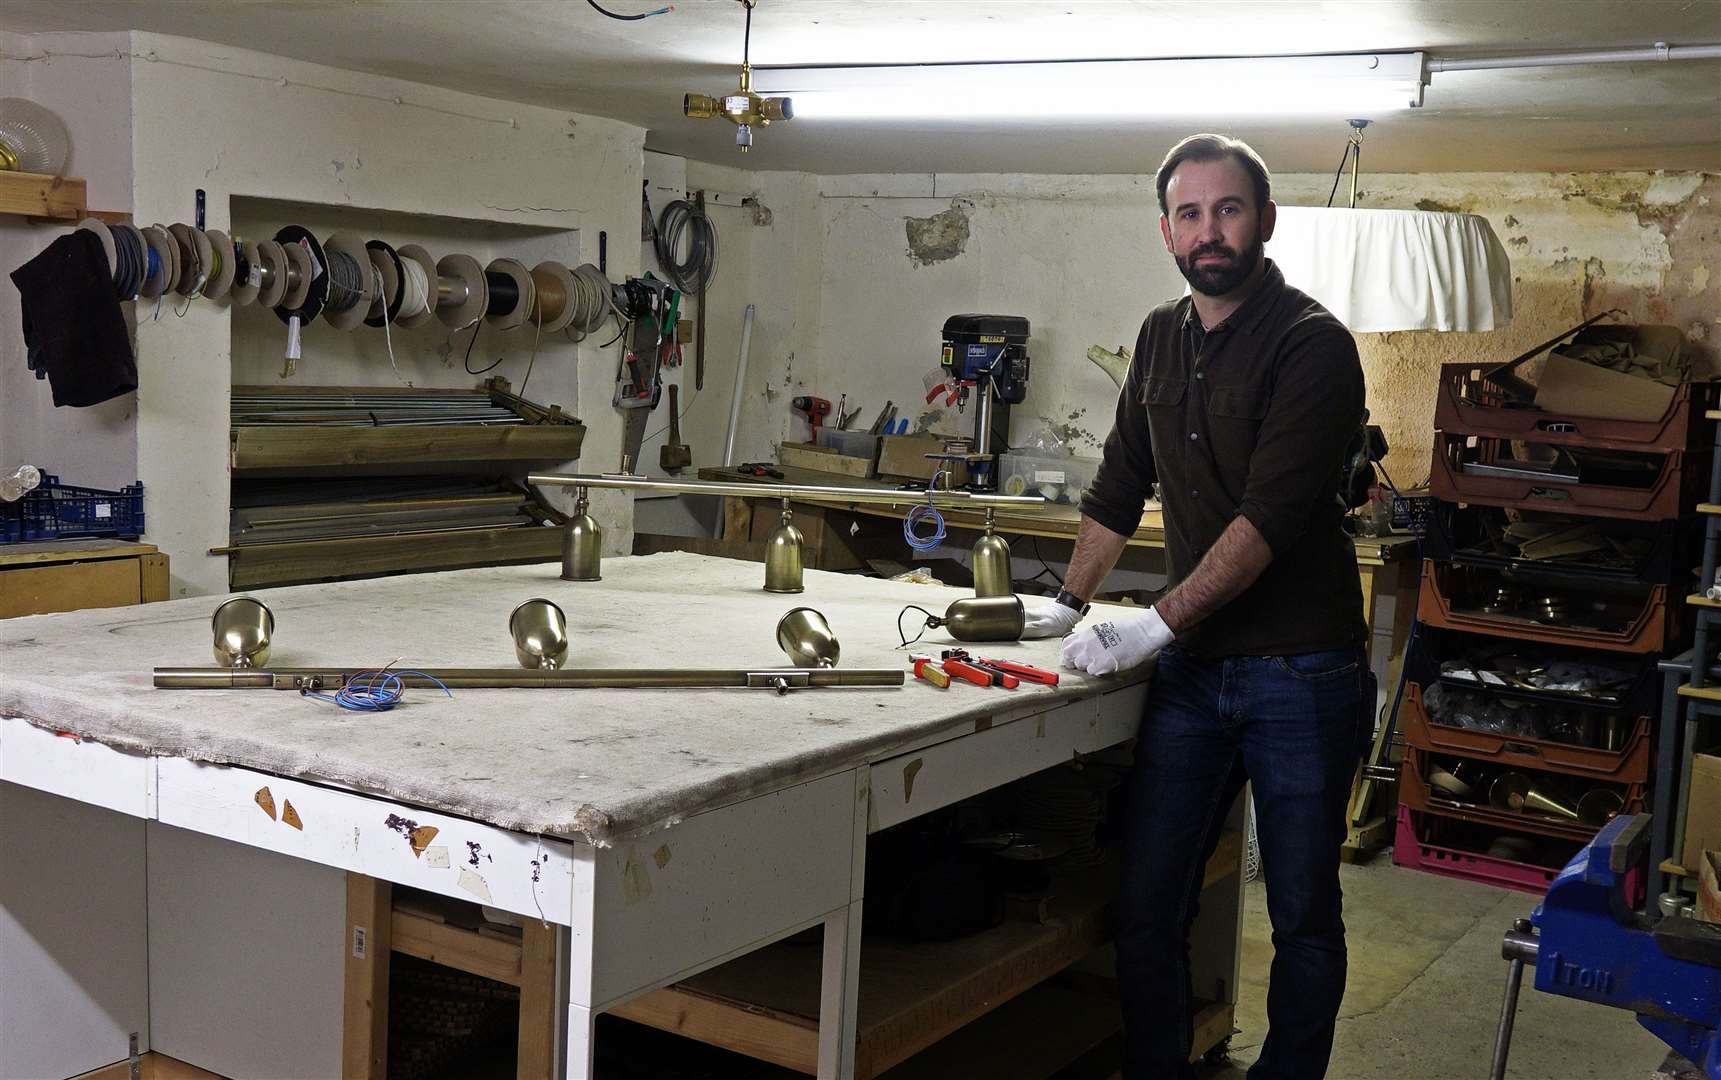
top-left (344, 832), bottom-right (1241, 1079)
top-left (223, 378), bottom-right (584, 589)
top-left (229, 379), bottom-right (585, 472)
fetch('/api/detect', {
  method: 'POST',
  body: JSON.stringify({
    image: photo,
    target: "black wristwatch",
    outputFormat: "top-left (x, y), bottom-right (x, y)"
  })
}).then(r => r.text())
top-left (1054, 589), bottom-right (1091, 616)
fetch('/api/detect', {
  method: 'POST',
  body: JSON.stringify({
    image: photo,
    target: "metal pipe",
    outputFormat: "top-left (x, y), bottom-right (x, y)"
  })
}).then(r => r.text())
top-left (724, 303), bottom-right (755, 466)
top-left (1489, 921), bottom-right (1540, 1080)
top-left (1430, 42), bottom-right (1721, 73)
top-left (528, 471), bottom-right (1047, 510)
top-left (152, 666), bottom-right (905, 691)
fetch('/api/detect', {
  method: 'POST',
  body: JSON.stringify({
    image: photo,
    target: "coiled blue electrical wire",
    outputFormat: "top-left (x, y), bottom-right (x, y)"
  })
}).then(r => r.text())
top-left (903, 471), bottom-right (949, 552)
top-left (302, 669), bottom-right (453, 712)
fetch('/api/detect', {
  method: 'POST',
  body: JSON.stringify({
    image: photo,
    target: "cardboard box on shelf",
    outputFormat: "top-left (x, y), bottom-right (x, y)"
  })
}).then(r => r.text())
top-left (1681, 749), bottom-right (1721, 874)
top-left (1533, 324), bottom-right (1688, 423)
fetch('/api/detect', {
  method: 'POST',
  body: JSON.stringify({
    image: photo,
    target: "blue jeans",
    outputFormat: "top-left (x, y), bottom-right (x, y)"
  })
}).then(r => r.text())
top-left (1116, 645), bottom-right (1374, 1080)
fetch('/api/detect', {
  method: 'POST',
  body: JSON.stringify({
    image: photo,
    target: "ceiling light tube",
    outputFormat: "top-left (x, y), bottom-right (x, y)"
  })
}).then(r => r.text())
top-left (755, 52), bottom-right (1426, 120)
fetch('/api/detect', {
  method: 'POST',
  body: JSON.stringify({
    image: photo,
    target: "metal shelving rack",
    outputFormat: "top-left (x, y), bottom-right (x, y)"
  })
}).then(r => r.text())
top-left (1650, 408), bottom-right (1721, 910)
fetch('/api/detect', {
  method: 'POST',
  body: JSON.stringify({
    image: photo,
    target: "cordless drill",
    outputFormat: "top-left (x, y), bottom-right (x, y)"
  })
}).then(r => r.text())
top-left (792, 395), bottom-right (832, 441)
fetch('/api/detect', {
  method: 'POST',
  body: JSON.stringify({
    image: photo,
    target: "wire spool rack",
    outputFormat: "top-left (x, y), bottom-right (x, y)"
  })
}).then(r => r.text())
top-left (70, 218), bottom-right (617, 341)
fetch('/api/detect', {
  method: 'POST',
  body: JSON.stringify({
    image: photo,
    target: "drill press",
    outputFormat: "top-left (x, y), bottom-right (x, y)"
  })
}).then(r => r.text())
top-left (940, 315), bottom-right (1030, 494)
top-left (941, 315), bottom-right (1030, 597)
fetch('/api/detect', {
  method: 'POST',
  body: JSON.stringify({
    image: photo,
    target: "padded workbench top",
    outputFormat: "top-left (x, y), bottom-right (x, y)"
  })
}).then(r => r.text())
top-left (0, 552), bottom-right (1142, 844)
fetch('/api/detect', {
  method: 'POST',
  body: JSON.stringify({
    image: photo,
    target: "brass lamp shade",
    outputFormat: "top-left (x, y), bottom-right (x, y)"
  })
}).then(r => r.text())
top-left (763, 509), bottom-right (804, 594)
top-left (561, 497), bottom-right (603, 582)
top-left (938, 596), bottom-right (1025, 642)
top-left (211, 596), bottom-right (275, 669)
top-left (777, 607), bottom-right (839, 668)
top-left (510, 598), bottom-right (570, 671)
top-left (971, 531), bottom-right (1013, 597)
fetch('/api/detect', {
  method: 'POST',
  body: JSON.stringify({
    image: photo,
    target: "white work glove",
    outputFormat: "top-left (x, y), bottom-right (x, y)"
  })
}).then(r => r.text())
top-left (1022, 601), bottom-right (1082, 640)
top-left (1061, 607), bottom-right (1174, 676)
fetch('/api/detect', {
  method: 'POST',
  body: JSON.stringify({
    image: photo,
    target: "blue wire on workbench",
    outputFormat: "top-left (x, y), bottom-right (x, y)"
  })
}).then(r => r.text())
top-left (302, 669), bottom-right (453, 712)
top-left (903, 471), bottom-right (949, 552)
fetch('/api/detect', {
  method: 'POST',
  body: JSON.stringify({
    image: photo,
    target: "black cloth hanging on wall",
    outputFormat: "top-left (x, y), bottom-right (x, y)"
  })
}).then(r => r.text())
top-left (10, 229), bottom-right (136, 407)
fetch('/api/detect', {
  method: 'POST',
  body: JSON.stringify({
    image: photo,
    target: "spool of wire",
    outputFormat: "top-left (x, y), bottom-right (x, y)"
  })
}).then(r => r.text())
top-left (566, 262), bottom-right (615, 336)
top-left (397, 257), bottom-right (432, 322)
top-left (325, 249), bottom-right (366, 313)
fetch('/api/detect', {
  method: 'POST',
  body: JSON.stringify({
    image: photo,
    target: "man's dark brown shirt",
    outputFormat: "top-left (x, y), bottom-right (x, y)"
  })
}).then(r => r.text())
top-left (1080, 259), bottom-right (1368, 658)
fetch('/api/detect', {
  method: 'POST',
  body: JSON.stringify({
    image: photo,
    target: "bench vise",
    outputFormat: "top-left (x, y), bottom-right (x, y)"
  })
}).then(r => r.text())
top-left (1490, 814), bottom-right (1721, 1079)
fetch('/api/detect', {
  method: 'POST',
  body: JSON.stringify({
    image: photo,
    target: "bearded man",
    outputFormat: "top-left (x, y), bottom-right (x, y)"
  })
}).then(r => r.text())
top-left (1022, 134), bottom-right (1374, 1080)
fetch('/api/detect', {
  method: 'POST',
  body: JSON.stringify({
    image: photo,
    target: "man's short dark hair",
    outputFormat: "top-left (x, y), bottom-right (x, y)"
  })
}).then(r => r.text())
top-left (1155, 134), bottom-right (1272, 217)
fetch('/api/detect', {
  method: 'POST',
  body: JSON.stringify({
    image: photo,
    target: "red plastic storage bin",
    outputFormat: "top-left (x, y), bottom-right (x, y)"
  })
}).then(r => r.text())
top-left (1393, 807), bottom-right (1568, 895)
top-left (1430, 434), bottom-right (1705, 522)
top-left (1416, 559), bottom-right (1681, 655)
top-left (1433, 361), bottom-right (1717, 453)
top-left (1399, 683), bottom-right (1651, 784)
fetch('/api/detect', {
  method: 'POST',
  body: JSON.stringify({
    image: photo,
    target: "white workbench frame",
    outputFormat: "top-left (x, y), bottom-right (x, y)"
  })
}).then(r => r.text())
top-left (2, 679), bottom-right (1243, 1079)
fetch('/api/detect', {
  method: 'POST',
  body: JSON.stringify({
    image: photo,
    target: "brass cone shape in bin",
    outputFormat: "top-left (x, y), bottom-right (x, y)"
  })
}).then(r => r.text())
top-left (1492, 771), bottom-right (1579, 822)
top-left (211, 596), bottom-right (275, 669)
top-left (764, 503), bottom-right (804, 594)
top-left (777, 607), bottom-right (839, 668)
top-left (510, 598), bottom-right (570, 671)
top-left (561, 490), bottom-right (603, 582)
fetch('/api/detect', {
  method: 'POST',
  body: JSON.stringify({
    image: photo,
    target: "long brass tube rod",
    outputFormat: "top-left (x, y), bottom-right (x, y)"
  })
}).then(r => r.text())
top-left (153, 666), bottom-right (905, 691)
top-left (528, 472), bottom-right (1046, 511)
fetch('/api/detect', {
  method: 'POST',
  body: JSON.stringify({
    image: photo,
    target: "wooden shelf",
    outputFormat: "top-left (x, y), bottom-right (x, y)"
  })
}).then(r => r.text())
top-left (612, 831), bottom-right (1242, 1078)
top-left (223, 522), bottom-right (563, 589)
top-left (1699, 504), bottom-right (1721, 515)
top-left (0, 169), bottom-right (85, 221)
top-left (1690, 594), bottom-right (1721, 608)
top-left (1678, 684), bottom-right (1721, 703)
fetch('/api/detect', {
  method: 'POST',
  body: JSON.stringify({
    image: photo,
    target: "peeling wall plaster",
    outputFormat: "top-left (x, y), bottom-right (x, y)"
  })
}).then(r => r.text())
top-left (717, 170), bottom-right (1721, 487)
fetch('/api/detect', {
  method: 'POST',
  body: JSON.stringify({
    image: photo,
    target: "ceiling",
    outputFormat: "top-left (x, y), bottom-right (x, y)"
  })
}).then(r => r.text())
top-left (2, 0), bottom-right (1718, 174)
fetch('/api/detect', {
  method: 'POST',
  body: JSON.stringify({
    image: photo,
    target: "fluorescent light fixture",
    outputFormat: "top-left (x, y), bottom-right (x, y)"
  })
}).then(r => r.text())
top-left (756, 52), bottom-right (1426, 120)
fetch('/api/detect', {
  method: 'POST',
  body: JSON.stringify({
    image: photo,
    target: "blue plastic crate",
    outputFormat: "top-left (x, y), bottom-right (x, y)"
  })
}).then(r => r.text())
top-left (0, 474), bottom-right (145, 543)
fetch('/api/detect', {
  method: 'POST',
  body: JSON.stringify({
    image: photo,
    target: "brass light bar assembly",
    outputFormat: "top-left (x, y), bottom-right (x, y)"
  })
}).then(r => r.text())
top-left (151, 667), bottom-right (901, 693)
top-left (154, 600), bottom-right (903, 694)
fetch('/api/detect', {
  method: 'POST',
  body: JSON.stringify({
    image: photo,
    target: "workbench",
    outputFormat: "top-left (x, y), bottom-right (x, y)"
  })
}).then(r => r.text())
top-left (0, 552), bottom-right (1244, 1079)
top-left (697, 464), bottom-right (1419, 662)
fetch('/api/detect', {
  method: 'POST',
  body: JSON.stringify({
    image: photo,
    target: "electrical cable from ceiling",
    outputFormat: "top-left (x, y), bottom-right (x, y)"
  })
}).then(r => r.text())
top-left (585, 0), bottom-right (672, 21)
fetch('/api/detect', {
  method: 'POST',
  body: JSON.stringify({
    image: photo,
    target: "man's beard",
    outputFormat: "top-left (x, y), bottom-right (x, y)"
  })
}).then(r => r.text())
top-left (1175, 233), bottom-right (1263, 297)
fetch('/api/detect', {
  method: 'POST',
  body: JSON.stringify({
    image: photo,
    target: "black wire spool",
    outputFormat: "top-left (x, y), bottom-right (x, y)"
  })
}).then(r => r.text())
top-left (272, 224), bottom-right (327, 326)
top-left (111, 222), bottom-right (143, 300)
top-left (485, 270), bottom-right (520, 318)
top-left (363, 239), bottom-right (406, 328)
top-left (653, 197), bottom-right (717, 295)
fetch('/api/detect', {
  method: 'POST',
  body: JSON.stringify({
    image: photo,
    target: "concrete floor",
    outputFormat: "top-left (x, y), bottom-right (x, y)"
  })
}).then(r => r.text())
top-left (1212, 857), bottom-right (1670, 1080)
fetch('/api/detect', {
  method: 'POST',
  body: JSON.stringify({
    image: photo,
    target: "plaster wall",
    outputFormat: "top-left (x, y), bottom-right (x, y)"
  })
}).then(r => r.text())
top-left (756, 170), bottom-right (1721, 486)
top-left (0, 32), bottom-right (135, 490)
top-left (679, 161), bottom-right (824, 469)
top-left (119, 32), bottom-right (644, 596)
